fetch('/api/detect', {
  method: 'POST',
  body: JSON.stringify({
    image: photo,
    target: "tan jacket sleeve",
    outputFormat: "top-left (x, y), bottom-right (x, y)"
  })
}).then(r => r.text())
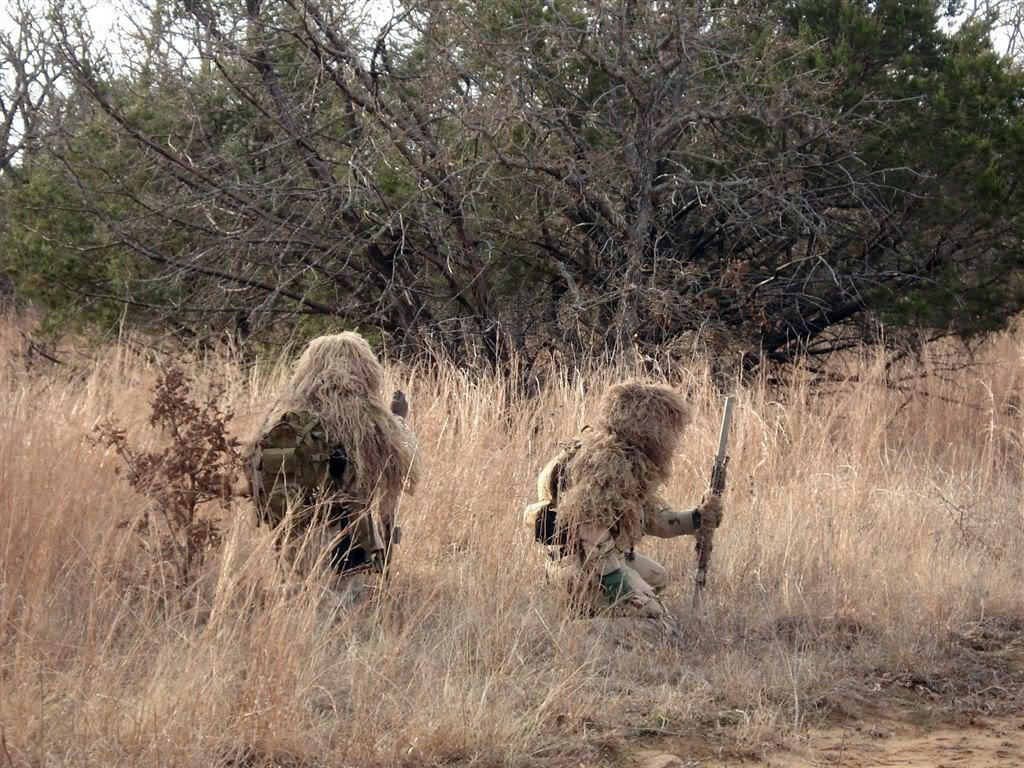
top-left (644, 494), bottom-right (699, 538)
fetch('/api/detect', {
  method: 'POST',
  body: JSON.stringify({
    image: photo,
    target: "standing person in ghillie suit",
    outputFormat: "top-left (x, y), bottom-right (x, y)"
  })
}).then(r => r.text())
top-left (250, 332), bottom-right (419, 585)
top-left (525, 381), bottom-right (723, 637)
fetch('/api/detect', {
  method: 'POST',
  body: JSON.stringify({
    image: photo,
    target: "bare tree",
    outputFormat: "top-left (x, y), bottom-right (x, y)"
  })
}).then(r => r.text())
top-left (21, 0), bottom-right (1022, 370)
top-left (46, 0), bottom-right (510, 361)
top-left (1, 0), bottom-right (64, 172)
top-left (47, 0), bottom-right (883, 363)
top-left (440, 0), bottom-right (900, 364)
top-left (953, 0), bottom-right (1023, 59)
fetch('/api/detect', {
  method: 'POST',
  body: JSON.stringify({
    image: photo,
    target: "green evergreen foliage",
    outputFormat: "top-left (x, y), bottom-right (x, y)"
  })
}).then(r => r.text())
top-left (781, 0), bottom-right (1024, 338)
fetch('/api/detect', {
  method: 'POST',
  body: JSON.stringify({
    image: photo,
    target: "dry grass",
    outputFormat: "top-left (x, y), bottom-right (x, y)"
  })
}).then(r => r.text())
top-left (2, 318), bottom-right (1022, 767)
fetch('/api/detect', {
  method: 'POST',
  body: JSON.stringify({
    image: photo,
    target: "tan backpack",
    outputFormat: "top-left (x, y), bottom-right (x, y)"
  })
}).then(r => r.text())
top-left (251, 410), bottom-right (390, 573)
top-left (250, 410), bottom-right (337, 529)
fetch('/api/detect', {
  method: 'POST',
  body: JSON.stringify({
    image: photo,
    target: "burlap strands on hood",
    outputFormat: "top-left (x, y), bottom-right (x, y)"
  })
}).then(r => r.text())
top-left (263, 332), bottom-right (419, 502)
top-left (556, 380), bottom-right (690, 550)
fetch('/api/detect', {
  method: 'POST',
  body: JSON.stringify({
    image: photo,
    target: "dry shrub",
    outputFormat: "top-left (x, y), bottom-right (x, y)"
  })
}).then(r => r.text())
top-left (92, 365), bottom-right (243, 586)
top-left (1, 318), bottom-right (1022, 767)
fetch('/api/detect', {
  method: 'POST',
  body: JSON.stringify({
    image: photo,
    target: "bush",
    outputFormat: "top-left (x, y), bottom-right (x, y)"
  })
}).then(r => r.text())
top-left (93, 365), bottom-right (244, 585)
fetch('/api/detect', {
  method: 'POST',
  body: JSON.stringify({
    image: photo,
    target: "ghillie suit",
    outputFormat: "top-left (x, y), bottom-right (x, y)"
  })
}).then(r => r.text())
top-left (250, 333), bottom-right (419, 581)
top-left (525, 381), bottom-right (722, 637)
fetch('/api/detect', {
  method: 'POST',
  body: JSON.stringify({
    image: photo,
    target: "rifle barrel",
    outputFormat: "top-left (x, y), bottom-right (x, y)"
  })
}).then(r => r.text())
top-left (715, 395), bottom-right (736, 462)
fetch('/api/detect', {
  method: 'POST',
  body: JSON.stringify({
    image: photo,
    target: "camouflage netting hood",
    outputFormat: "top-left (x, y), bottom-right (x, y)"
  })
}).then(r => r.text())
top-left (594, 381), bottom-right (690, 476)
top-left (262, 332), bottom-right (419, 499)
top-left (557, 380), bottom-right (690, 548)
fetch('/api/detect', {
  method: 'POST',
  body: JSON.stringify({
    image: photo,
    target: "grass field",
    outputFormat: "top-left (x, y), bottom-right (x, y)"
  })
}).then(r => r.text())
top-left (2, 318), bottom-right (1022, 767)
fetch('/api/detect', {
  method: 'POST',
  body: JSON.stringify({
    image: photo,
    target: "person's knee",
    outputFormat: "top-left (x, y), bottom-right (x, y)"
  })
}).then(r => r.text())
top-left (637, 558), bottom-right (670, 593)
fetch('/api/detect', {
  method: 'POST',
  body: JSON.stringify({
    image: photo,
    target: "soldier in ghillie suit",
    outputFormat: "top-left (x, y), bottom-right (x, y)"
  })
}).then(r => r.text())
top-left (250, 332), bottom-right (419, 583)
top-left (525, 380), bottom-right (723, 635)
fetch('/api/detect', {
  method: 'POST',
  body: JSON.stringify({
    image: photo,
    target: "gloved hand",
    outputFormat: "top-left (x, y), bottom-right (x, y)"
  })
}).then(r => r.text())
top-left (630, 591), bottom-right (669, 619)
top-left (699, 494), bottom-right (724, 528)
top-left (391, 389), bottom-right (409, 418)
top-left (646, 609), bottom-right (681, 641)
top-left (601, 570), bottom-right (662, 614)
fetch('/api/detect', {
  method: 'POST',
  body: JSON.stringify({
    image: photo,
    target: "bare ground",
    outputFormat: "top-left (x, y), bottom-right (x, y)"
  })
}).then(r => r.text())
top-left (635, 617), bottom-right (1024, 768)
top-left (641, 717), bottom-right (1024, 768)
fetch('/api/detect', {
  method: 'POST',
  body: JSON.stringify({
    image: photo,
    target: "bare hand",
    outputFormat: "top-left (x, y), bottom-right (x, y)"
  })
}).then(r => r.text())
top-left (390, 389), bottom-right (409, 418)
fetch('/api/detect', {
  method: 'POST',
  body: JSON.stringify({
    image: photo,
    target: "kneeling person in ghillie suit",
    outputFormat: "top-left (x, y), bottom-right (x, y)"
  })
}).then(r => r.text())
top-left (250, 332), bottom-right (419, 581)
top-left (525, 381), bottom-right (723, 634)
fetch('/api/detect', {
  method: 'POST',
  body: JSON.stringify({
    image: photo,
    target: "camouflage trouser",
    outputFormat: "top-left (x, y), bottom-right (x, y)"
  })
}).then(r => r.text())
top-left (277, 509), bottom-right (386, 581)
top-left (546, 549), bottom-right (674, 610)
top-left (545, 553), bottom-right (680, 641)
top-left (622, 552), bottom-right (670, 594)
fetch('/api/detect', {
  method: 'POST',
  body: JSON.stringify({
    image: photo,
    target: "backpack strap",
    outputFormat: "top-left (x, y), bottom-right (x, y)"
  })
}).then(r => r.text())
top-left (532, 428), bottom-right (588, 552)
top-left (549, 426), bottom-right (588, 506)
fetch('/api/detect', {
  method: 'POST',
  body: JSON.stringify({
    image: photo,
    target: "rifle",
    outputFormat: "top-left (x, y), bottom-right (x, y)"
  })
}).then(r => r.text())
top-left (692, 395), bottom-right (735, 610)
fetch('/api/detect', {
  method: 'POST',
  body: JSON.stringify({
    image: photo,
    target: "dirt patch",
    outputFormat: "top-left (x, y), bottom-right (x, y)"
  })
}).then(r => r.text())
top-left (698, 715), bottom-right (1024, 767)
top-left (632, 617), bottom-right (1024, 768)
top-left (634, 717), bottom-right (1024, 768)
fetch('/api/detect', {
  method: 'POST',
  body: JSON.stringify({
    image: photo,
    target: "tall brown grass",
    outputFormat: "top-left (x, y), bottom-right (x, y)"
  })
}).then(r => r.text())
top-left (2, 318), bottom-right (1022, 767)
